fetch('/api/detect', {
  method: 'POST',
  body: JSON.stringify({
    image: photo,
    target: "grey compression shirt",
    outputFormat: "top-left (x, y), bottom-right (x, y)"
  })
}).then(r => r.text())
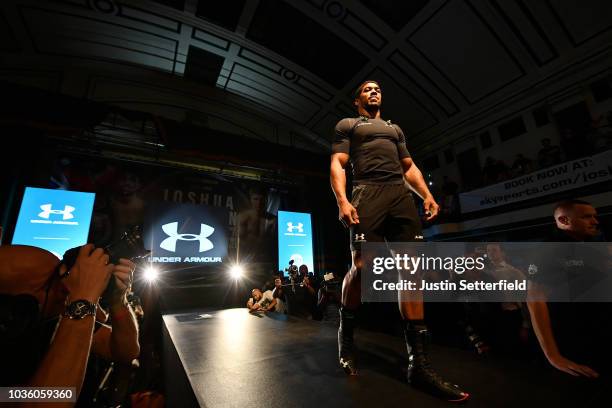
top-left (332, 117), bottom-right (411, 185)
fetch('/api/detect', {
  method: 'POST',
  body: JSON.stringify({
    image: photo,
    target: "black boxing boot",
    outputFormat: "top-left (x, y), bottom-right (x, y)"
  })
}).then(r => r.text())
top-left (404, 321), bottom-right (470, 402)
top-left (338, 307), bottom-right (357, 375)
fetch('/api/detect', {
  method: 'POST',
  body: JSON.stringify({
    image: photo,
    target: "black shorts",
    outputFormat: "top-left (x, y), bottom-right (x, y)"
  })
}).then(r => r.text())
top-left (349, 183), bottom-right (423, 251)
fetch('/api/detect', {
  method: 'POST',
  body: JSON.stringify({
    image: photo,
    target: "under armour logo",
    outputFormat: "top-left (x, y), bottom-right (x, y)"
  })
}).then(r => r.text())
top-left (354, 233), bottom-right (365, 241)
top-left (160, 222), bottom-right (214, 252)
top-left (287, 222), bottom-right (304, 233)
top-left (38, 204), bottom-right (75, 220)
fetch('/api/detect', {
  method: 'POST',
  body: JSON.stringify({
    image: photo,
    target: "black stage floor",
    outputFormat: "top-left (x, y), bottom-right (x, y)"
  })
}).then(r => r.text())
top-left (162, 308), bottom-right (609, 407)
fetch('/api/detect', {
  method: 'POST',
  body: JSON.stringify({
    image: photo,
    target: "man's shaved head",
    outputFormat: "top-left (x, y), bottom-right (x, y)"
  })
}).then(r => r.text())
top-left (553, 199), bottom-right (592, 218)
top-left (553, 200), bottom-right (599, 240)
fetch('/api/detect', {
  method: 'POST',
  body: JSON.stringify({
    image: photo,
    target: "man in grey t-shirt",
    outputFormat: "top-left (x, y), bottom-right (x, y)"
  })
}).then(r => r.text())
top-left (247, 288), bottom-right (277, 313)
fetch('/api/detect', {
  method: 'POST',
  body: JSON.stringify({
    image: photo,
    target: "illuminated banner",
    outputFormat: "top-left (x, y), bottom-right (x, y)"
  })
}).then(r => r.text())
top-left (144, 202), bottom-right (228, 264)
top-left (12, 187), bottom-right (95, 259)
top-left (459, 150), bottom-right (612, 213)
top-left (278, 211), bottom-right (314, 274)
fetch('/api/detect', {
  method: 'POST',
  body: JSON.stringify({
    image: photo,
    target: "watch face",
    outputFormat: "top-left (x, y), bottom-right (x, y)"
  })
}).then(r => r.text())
top-left (72, 301), bottom-right (89, 317)
top-left (66, 300), bottom-right (95, 319)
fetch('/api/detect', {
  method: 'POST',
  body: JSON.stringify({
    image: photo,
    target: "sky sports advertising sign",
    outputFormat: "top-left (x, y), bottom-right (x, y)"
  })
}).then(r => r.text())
top-left (459, 149), bottom-right (612, 213)
top-left (278, 211), bottom-right (314, 275)
top-left (144, 202), bottom-right (228, 264)
top-left (12, 187), bottom-right (95, 259)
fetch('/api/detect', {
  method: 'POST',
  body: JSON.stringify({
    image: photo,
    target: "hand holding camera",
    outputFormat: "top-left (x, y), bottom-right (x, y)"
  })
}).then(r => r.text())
top-left (60, 225), bottom-right (148, 303)
top-left (61, 244), bottom-right (114, 304)
top-left (108, 258), bottom-right (136, 307)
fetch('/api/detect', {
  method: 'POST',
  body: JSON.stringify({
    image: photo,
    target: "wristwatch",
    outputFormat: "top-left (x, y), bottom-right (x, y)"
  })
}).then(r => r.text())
top-left (63, 299), bottom-right (97, 320)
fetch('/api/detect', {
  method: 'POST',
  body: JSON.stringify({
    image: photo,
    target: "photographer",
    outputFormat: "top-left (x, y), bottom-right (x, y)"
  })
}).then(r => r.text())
top-left (289, 274), bottom-right (319, 320)
top-left (0, 244), bottom-right (140, 401)
top-left (318, 273), bottom-right (341, 324)
top-left (246, 288), bottom-right (277, 313)
top-left (0, 244), bottom-right (110, 393)
top-left (272, 277), bottom-right (287, 314)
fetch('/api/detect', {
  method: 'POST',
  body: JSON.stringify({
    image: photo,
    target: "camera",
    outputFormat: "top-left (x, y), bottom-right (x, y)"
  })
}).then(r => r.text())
top-left (320, 272), bottom-right (340, 293)
top-left (285, 259), bottom-right (299, 281)
top-left (60, 225), bottom-right (149, 294)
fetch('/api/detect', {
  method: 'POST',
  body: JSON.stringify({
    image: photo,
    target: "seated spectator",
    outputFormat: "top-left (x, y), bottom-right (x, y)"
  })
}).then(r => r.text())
top-left (246, 288), bottom-right (277, 313)
top-left (497, 159), bottom-right (511, 181)
top-left (482, 157), bottom-right (497, 184)
top-left (298, 264), bottom-right (309, 281)
top-left (511, 154), bottom-right (534, 176)
top-left (441, 176), bottom-right (458, 196)
top-left (263, 278), bottom-right (275, 292)
top-left (482, 157), bottom-right (510, 185)
top-left (586, 114), bottom-right (612, 150)
top-left (300, 275), bottom-right (320, 319)
top-left (559, 128), bottom-right (588, 160)
top-left (440, 176), bottom-right (460, 219)
top-left (537, 138), bottom-right (562, 168)
top-left (272, 277), bottom-right (287, 314)
top-left (318, 273), bottom-right (341, 324)
top-left (0, 244), bottom-right (140, 400)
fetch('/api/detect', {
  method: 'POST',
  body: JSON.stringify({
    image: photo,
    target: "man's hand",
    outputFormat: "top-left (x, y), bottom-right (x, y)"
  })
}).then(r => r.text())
top-left (62, 244), bottom-right (113, 303)
top-left (109, 258), bottom-right (135, 307)
top-left (548, 354), bottom-right (599, 378)
top-left (338, 201), bottom-right (359, 227)
top-left (423, 196), bottom-right (439, 221)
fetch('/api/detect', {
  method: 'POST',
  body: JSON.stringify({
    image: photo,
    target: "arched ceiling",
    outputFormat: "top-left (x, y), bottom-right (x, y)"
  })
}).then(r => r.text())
top-left (1, 0), bottom-right (612, 155)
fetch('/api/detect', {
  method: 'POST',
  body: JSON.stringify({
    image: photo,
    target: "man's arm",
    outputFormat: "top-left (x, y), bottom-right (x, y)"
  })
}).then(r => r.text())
top-left (330, 153), bottom-right (358, 226)
top-left (264, 298), bottom-right (278, 312)
top-left (247, 298), bottom-right (260, 311)
top-left (91, 305), bottom-right (139, 365)
top-left (401, 157), bottom-right (439, 221)
top-left (108, 302), bottom-right (139, 363)
top-left (92, 258), bottom-right (139, 364)
top-left (527, 289), bottom-right (598, 377)
top-left (27, 317), bottom-right (95, 402)
top-left (27, 244), bottom-right (113, 403)
top-left (303, 279), bottom-right (316, 296)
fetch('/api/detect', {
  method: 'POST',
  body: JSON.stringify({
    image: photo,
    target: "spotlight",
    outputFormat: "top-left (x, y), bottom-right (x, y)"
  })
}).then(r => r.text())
top-left (229, 265), bottom-right (244, 280)
top-left (144, 266), bottom-right (159, 283)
